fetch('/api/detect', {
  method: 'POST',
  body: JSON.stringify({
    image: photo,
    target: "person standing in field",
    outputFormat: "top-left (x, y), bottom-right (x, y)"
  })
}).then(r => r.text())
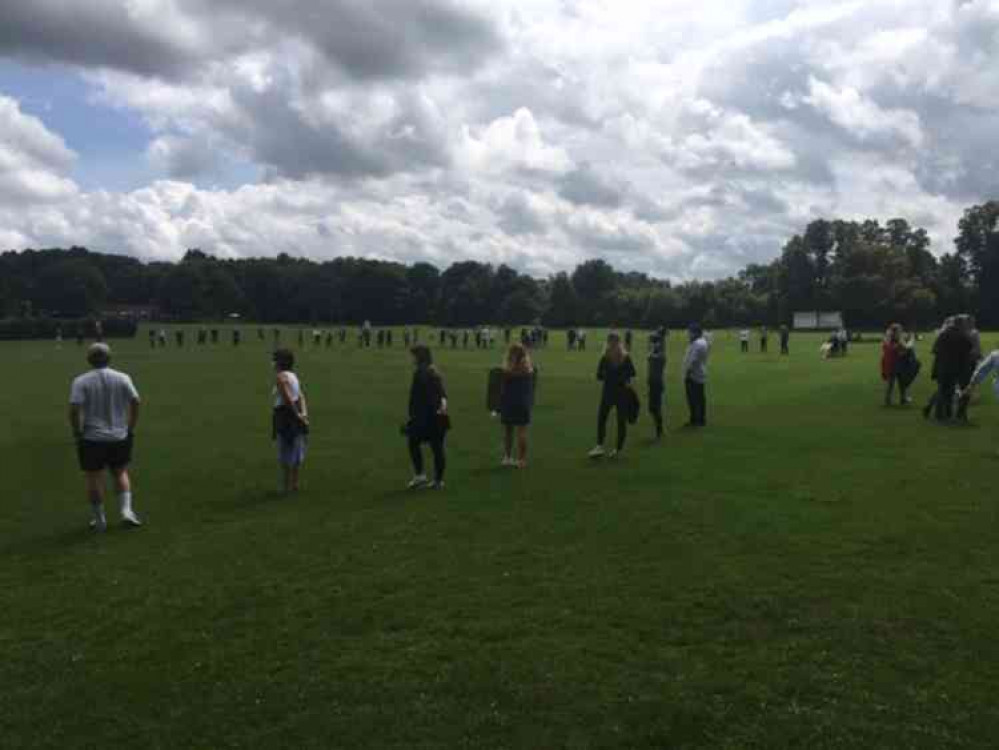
top-left (272, 349), bottom-right (309, 494)
top-left (68, 344), bottom-right (142, 531)
top-left (760, 326), bottom-right (769, 353)
top-left (881, 323), bottom-right (909, 406)
top-left (925, 316), bottom-right (974, 421)
top-left (588, 332), bottom-right (636, 459)
top-left (961, 347), bottom-right (999, 453)
top-left (739, 328), bottom-right (750, 353)
top-left (648, 332), bottom-right (667, 439)
top-left (405, 345), bottom-right (449, 490)
top-left (780, 325), bottom-right (790, 355)
top-left (499, 343), bottom-right (534, 468)
top-left (682, 324), bottom-right (710, 427)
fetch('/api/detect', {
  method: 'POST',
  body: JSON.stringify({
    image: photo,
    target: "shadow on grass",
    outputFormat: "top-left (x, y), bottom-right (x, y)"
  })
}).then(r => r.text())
top-left (4, 522), bottom-right (142, 558)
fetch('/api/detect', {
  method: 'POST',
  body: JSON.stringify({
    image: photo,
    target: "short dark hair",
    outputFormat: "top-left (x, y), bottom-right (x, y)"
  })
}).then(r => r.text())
top-left (273, 348), bottom-right (295, 371)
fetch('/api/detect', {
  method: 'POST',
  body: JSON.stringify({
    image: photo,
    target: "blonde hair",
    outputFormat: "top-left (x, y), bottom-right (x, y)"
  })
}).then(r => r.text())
top-left (604, 332), bottom-right (627, 365)
top-left (505, 343), bottom-right (533, 375)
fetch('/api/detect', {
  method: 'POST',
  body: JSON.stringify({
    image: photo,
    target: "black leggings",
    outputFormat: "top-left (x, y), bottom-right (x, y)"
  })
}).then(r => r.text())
top-left (597, 399), bottom-right (627, 451)
top-left (649, 383), bottom-right (664, 437)
top-left (409, 436), bottom-right (446, 482)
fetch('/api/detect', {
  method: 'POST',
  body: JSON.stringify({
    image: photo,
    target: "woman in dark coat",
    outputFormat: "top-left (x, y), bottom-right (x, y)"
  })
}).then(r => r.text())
top-left (499, 343), bottom-right (534, 468)
top-left (406, 345), bottom-right (449, 490)
top-left (588, 332), bottom-right (637, 458)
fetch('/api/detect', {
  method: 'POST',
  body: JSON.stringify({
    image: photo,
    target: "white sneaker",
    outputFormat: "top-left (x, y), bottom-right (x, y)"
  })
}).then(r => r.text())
top-left (588, 445), bottom-right (606, 458)
top-left (121, 510), bottom-right (143, 528)
top-left (89, 518), bottom-right (107, 533)
top-left (501, 456), bottom-right (514, 467)
top-left (429, 481), bottom-right (445, 491)
top-left (608, 449), bottom-right (619, 459)
top-left (407, 475), bottom-right (428, 489)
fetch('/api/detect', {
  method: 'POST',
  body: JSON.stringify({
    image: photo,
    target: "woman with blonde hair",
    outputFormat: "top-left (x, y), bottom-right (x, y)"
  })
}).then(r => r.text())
top-left (499, 343), bottom-right (535, 467)
top-left (589, 332), bottom-right (637, 458)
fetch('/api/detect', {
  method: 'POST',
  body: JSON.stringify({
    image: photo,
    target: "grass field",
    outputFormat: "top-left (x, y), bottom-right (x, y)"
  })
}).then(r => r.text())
top-left (2, 327), bottom-right (998, 750)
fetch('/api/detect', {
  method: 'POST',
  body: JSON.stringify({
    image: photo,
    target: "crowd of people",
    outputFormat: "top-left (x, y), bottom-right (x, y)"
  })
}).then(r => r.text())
top-left (64, 318), bottom-right (995, 532)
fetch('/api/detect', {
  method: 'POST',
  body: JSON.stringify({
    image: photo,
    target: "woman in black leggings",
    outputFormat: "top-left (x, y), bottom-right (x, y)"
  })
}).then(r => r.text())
top-left (588, 332), bottom-right (636, 459)
top-left (405, 345), bottom-right (449, 490)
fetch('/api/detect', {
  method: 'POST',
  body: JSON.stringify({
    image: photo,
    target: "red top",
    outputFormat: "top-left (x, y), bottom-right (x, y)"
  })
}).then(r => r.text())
top-left (881, 340), bottom-right (901, 380)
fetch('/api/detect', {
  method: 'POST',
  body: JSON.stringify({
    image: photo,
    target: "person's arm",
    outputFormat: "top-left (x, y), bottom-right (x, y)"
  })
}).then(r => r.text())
top-left (625, 357), bottom-right (636, 383)
top-left (435, 375), bottom-right (448, 414)
top-left (128, 399), bottom-right (140, 436)
top-left (296, 392), bottom-right (310, 425)
top-left (969, 353), bottom-right (999, 389)
top-left (68, 404), bottom-right (82, 441)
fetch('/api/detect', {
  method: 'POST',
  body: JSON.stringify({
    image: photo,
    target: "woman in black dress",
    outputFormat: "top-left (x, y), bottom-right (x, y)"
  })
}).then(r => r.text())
top-left (406, 345), bottom-right (449, 490)
top-left (589, 332), bottom-right (637, 458)
top-left (500, 343), bottom-right (534, 468)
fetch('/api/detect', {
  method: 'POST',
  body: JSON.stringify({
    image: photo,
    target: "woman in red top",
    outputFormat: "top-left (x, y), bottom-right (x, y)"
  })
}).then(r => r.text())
top-left (881, 323), bottom-right (909, 406)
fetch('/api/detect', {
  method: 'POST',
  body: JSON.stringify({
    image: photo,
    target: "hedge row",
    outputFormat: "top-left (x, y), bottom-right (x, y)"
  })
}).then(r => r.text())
top-left (0, 318), bottom-right (139, 341)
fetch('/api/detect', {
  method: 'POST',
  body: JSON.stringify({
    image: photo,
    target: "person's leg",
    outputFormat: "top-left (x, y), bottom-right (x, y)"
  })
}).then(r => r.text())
top-left (597, 399), bottom-right (611, 446)
top-left (685, 378), bottom-right (696, 425)
top-left (431, 437), bottom-right (446, 485)
top-left (695, 381), bottom-right (707, 425)
top-left (615, 404), bottom-right (628, 452)
top-left (885, 376), bottom-right (895, 406)
top-left (85, 470), bottom-right (107, 530)
top-left (408, 436), bottom-right (425, 478)
top-left (503, 425), bottom-right (513, 461)
top-left (935, 377), bottom-right (954, 420)
top-left (516, 426), bottom-right (528, 466)
top-left (650, 385), bottom-right (663, 437)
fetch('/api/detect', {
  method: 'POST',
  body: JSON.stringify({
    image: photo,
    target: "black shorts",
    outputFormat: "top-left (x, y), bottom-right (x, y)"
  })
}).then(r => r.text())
top-left (77, 438), bottom-right (133, 472)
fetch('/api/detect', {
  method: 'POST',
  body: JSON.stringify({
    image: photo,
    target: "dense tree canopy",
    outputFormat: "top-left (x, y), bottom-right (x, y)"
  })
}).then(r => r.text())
top-left (2, 203), bottom-right (996, 329)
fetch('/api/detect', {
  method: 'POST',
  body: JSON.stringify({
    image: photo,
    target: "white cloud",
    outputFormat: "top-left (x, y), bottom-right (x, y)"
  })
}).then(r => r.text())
top-left (0, 0), bottom-right (994, 279)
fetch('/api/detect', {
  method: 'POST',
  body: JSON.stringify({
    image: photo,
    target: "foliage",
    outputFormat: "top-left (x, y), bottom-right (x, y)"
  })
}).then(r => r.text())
top-left (2, 202), bottom-right (997, 328)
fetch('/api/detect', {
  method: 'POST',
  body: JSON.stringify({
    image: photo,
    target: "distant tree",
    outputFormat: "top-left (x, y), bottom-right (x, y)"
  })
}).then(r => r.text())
top-left (955, 201), bottom-right (999, 326)
top-left (33, 260), bottom-right (108, 317)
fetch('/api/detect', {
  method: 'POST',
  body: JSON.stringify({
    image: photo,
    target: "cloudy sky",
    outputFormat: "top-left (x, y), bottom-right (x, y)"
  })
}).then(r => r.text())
top-left (0, 0), bottom-right (996, 279)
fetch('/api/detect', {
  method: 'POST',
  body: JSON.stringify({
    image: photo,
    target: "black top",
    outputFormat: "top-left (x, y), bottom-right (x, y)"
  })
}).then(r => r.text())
top-left (647, 351), bottom-right (665, 385)
top-left (408, 367), bottom-right (447, 439)
top-left (500, 371), bottom-right (534, 415)
top-left (932, 327), bottom-right (974, 382)
top-left (597, 356), bottom-right (636, 401)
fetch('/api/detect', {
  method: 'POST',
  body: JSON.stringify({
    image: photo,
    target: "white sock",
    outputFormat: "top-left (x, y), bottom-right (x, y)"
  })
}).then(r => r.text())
top-left (91, 501), bottom-right (106, 525)
top-left (119, 492), bottom-right (133, 516)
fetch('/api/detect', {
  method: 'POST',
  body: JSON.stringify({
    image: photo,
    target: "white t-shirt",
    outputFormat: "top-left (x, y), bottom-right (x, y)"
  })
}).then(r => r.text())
top-left (69, 367), bottom-right (140, 442)
top-left (273, 371), bottom-right (301, 408)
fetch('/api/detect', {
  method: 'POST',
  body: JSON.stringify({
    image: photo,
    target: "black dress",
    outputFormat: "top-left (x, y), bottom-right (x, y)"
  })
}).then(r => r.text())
top-left (500, 371), bottom-right (533, 426)
top-left (408, 368), bottom-right (448, 442)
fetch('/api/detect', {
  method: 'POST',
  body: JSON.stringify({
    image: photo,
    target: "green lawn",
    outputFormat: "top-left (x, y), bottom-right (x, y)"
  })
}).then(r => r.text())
top-left (2, 328), bottom-right (997, 750)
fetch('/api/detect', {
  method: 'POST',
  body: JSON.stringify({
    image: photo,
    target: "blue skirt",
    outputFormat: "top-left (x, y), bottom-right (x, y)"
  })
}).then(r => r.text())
top-left (277, 434), bottom-right (307, 467)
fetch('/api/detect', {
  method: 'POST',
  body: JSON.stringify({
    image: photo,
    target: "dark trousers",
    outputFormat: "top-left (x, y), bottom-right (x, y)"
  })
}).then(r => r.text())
top-left (781, 339), bottom-right (789, 355)
top-left (649, 382), bottom-right (665, 437)
top-left (685, 378), bottom-right (707, 426)
top-left (761, 340), bottom-right (768, 353)
top-left (409, 436), bottom-right (446, 482)
top-left (741, 341), bottom-right (748, 353)
top-left (885, 374), bottom-right (907, 405)
top-left (933, 376), bottom-right (957, 421)
top-left (597, 399), bottom-right (627, 450)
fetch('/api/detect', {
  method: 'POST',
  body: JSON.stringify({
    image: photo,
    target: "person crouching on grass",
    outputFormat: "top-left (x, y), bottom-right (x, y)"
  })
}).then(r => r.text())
top-left (68, 343), bottom-right (142, 532)
top-left (272, 349), bottom-right (309, 494)
top-left (406, 345), bottom-right (449, 490)
top-left (500, 343), bottom-right (534, 468)
top-left (588, 332), bottom-right (636, 459)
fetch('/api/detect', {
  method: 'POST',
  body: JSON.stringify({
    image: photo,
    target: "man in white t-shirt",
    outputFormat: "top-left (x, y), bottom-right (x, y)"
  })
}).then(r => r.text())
top-left (68, 344), bottom-right (142, 531)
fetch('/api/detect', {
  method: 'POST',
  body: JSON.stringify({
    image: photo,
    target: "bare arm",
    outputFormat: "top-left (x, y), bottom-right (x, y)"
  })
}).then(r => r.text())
top-left (128, 399), bottom-right (140, 434)
top-left (68, 404), bottom-right (82, 439)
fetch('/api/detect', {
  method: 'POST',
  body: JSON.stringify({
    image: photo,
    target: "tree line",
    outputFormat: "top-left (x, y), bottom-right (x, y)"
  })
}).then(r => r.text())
top-left (1, 201), bottom-right (997, 329)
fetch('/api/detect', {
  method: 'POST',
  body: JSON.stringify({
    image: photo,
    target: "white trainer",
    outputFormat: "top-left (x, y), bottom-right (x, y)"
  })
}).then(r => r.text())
top-left (89, 518), bottom-right (107, 533)
top-left (501, 456), bottom-right (514, 467)
top-left (588, 445), bottom-right (605, 458)
top-left (121, 510), bottom-right (143, 528)
top-left (407, 475), bottom-right (428, 490)
top-left (429, 481), bottom-right (445, 491)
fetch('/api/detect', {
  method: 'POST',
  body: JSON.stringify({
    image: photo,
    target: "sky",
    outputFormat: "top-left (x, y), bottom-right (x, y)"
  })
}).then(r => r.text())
top-left (0, 0), bottom-right (997, 280)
